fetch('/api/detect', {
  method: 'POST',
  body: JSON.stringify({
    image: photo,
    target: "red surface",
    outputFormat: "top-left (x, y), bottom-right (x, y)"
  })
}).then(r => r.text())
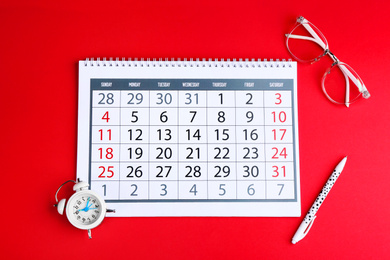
top-left (1, 1), bottom-right (389, 259)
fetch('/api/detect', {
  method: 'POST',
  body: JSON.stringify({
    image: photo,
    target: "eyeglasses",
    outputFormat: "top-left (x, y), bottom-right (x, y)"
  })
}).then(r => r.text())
top-left (285, 16), bottom-right (370, 107)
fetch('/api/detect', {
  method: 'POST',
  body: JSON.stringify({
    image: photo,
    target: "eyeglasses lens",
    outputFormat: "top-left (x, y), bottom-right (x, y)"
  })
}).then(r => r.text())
top-left (286, 22), bottom-right (328, 63)
top-left (322, 63), bottom-right (363, 104)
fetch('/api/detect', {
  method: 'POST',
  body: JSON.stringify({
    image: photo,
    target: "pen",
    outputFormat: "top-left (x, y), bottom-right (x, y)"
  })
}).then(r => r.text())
top-left (291, 156), bottom-right (348, 244)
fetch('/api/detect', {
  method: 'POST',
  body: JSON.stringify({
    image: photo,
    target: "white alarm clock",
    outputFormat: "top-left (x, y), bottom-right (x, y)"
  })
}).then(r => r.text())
top-left (54, 179), bottom-right (114, 238)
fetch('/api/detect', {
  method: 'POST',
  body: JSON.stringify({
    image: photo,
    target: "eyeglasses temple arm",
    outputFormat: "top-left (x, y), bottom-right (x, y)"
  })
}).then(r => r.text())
top-left (286, 18), bottom-right (327, 50)
top-left (285, 34), bottom-right (327, 50)
top-left (301, 22), bottom-right (326, 48)
top-left (338, 63), bottom-right (370, 98)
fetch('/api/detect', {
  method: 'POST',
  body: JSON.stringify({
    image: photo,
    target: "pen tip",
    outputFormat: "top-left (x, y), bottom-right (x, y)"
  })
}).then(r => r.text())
top-left (338, 156), bottom-right (348, 168)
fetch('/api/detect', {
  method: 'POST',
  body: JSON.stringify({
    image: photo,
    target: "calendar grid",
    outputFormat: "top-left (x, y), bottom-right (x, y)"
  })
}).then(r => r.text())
top-left (148, 90), bottom-right (150, 200)
top-left (118, 91), bottom-right (121, 199)
top-left (234, 90), bottom-right (238, 199)
top-left (291, 87), bottom-right (298, 201)
top-left (88, 79), bottom-right (298, 203)
top-left (205, 91), bottom-right (209, 199)
top-left (177, 91), bottom-right (180, 200)
top-left (263, 89), bottom-right (267, 199)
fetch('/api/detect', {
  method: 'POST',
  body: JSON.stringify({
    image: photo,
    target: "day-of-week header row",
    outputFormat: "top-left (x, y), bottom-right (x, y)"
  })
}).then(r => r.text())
top-left (92, 79), bottom-right (293, 91)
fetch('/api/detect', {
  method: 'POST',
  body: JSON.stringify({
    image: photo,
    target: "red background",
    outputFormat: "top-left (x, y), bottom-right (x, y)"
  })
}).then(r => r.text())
top-left (1, 0), bottom-right (389, 259)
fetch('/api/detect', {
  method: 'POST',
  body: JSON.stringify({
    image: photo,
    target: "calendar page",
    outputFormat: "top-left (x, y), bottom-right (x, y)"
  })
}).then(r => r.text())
top-left (77, 59), bottom-right (300, 216)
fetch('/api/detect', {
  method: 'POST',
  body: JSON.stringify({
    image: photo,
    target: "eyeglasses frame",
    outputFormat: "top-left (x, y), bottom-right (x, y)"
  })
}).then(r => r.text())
top-left (285, 16), bottom-right (370, 107)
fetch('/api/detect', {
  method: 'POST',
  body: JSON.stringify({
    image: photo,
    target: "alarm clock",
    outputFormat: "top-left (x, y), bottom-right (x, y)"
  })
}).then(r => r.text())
top-left (54, 179), bottom-right (114, 238)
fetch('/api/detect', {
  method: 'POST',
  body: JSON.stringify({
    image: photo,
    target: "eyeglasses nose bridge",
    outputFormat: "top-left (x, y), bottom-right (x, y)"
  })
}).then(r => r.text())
top-left (326, 51), bottom-right (340, 65)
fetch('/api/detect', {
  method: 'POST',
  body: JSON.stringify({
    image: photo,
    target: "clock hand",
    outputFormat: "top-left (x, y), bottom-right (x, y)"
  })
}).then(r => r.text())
top-left (85, 204), bottom-right (98, 211)
top-left (84, 201), bottom-right (97, 212)
top-left (78, 198), bottom-right (92, 212)
top-left (84, 197), bottom-right (92, 211)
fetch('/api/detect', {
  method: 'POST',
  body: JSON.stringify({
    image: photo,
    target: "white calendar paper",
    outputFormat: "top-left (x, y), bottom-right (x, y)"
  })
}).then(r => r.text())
top-left (77, 59), bottom-right (300, 216)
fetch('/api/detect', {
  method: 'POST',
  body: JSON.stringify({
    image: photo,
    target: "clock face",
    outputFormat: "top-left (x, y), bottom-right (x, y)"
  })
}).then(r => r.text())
top-left (72, 194), bottom-right (102, 225)
top-left (66, 191), bottom-right (106, 230)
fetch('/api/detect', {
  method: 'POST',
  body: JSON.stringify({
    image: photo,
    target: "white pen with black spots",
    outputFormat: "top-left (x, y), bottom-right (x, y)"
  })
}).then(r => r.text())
top-left (291, 156), bottom-right (348, 244)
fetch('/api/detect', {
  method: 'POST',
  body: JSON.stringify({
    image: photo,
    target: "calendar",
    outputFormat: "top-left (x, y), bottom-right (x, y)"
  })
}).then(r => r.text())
top-left (77, 58), bottom-right (300, 216)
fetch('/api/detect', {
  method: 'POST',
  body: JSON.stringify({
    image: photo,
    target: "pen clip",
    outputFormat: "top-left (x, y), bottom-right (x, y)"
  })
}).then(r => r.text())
top-left (302, 216), bottom-right (317, 239)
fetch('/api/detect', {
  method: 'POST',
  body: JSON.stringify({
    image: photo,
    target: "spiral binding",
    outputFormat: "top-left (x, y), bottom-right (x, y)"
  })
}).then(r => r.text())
top-left (83, 58), bottom-right (293, 68)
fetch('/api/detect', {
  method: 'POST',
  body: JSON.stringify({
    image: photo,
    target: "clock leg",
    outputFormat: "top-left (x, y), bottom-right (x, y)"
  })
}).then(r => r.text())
top-left (88, 229), bottom-right (92, 239)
